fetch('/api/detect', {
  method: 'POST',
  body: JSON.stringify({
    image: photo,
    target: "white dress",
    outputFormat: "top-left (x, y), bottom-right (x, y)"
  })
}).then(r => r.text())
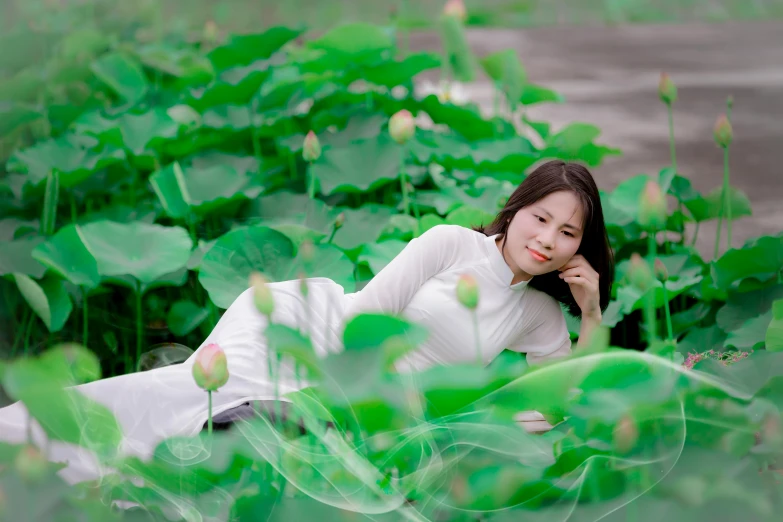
top-left (0, 224), bottom-right (572, 485)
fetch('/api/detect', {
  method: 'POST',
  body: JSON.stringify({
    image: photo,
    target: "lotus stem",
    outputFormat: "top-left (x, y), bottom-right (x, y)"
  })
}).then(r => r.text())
top-left (661, 283), bottom-right (674, 344)
top-left (135, 281), bottom-right (143, 372)
top-left (41, 170), bottom-right (59, 237)
top-left (399, 149), bottom-right (410, 216)
top-left (724, 146), bottom-right (732, 250)
top-left (645, 232), bottom-right (658, 345)
top-left (82, 287), bottom-right (88, 347)
top-left (207, 390), bottom-right (213, 436)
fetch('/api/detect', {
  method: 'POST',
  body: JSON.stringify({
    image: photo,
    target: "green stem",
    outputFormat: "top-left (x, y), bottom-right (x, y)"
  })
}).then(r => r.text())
top-left (307, 162), bottom-right (316, 199)
top-left (81, 287), bottom-right (89, 347)
top-left (662, 284), bottom-right (674, 344)
top-left (327, 225), bottom-right (338, 244)
top-left (645, 232), bottom-right (658, 345)
top-left (23, 310), bottom-right (34, 357)
top-left (11, 307), bottom-right (32, 358)
top-left (70, 192), bottom-right (78, 224)
top-left (135, 282), bottom-right (143, 372)
top-left (723, 146), bottom-right (732, 251)
top-left (285, 119), bottom-right (297, 181)
top-left (208, 391), bottom-right (213, 436)
top-left (365, 90), bottom-right (373, 111)
top-left (399, 149), bottom-right (410, 215)
top-left (667, 104), bottom-right (677, 172)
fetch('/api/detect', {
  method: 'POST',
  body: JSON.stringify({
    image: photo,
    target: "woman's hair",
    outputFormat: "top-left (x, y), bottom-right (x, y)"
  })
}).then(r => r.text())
top-left (473, 159), bottom-right (615, 318)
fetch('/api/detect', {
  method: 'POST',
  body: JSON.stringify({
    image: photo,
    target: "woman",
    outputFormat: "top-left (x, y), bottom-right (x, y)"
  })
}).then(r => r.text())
top-left (0, 160), bottom-right (614, 485)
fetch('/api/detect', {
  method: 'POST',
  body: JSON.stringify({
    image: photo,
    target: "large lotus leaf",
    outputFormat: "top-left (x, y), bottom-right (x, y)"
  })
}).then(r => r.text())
top-left (198, 225), bottom-right (295, 308)
top-left (766, 300), bottom-right (783, 352)
top-left (72, 107), bottom-right (183, 156)
top-left (0, 101), bottom-right (43, 135)
top-left (480, 49), bottom-right (526, 106)
top-left (343, 313), bottom-right (428, 353)
top-left (358, 240), bottom-right (407, 276)
top-left (544, 122), bottom-right (621, 166)
top-left (257, 67), bottom-right (341, 116)
top-left (446, 205), bottom-right (496, 229)
top-left (103, 267), bottom-right (188, 294)
top-left (134, 43), bottom-right (214, 85)
top-left (6, 134), bottom-right (126, 187)
top-left (684, 185), bottom-right (753, 223)
top-left (244, 191), bottom-right (339, 233)
top-left (412, 130), bottom-right (539, 172)
top-left (78, 202), bottom-right (157, 225)
top-left (201, 104), bottom-right (255, 131)
top-left (330, 204), bottom-right (398, 251)
top-left (307, 22), bottom-right (393, 62)
top-left (519, 83), bottom-right (565, 105)
top-left (419, 95), bottom-right (497, 141)
top-left (717, 284), bottom-right (783, 334)
top-left (31, 224), bottom-right (100, 289)
top-left (711, 236), bottom-right (783, 291)
top-left (191, 151), bottom-right (260, 175)
top-left (310, 133), bottom-right (402, 196)
top-left (280, 243), bottom-right (355, 292)
top-left (362, 52), bottom-right (440, 88)
top-left (0, 236), bottom-right (46, 278)
top-left (90, 52), bottom-right (148, 105)
top-left (439, 14), bottom-right (476, 82)
top-left (13, 273), bottom-right (72, 332)
top-left (725, 310), bottom-right (773, 351)
top-left (608, 174), bottom-right (653, 221)
top-left (150, 162), bottom-right (263, 219)
top-left (167, 300), bottom-right (209, 336)
top-left (677, 325), bottom-right (727, 356)
top-left (616, 274), bottom-right (703, 315)
top-left (207, 27), bottom-right (302, 70)
top-left (78, 221), bottom-right (192, 285)
top-left (413, 190), bottom-right (463, 215)
top-left (2, 345), bottom-right (122, 458)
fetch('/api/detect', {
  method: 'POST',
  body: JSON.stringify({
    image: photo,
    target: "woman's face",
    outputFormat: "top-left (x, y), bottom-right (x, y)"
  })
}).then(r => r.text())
top-left (497, 190), bottom-right (585, 282)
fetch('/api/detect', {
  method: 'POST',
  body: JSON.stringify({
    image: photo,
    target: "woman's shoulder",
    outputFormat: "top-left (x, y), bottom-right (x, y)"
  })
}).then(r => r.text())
top-left (417, 224), bottom-right (486, 245)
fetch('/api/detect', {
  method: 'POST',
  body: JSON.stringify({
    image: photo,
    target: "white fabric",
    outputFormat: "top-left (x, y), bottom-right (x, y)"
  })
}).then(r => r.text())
top-left (0, 225), bottom-right (571, 484)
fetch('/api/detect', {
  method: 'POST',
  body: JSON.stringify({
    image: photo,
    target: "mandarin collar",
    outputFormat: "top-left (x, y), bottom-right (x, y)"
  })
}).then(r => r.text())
top-left (482, 233), bottom-right (532, 291)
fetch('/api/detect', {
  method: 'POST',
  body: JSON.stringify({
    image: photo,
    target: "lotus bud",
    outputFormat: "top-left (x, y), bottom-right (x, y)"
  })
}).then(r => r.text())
top-left (456, 273), bottom-right (479, 310)
top-left (302, 130), bottom-right (322, 162)
top-left (14, 445), bottom-right (49, 483)
top-left (638, 180), bottom-right (667, 230)
top-left (628, 253), bottom-right (654, 292)
top-left (658, 72), bottom-right (677, 105)
top-left (249, 272), bottom-right (275, 317)
top-left (443, 0), bottom-right (467, 22)
top-left (192, 343), bottom-right (229, 392)
top-left (299, 239), bottom-right (316, 265)
top-left (713, 114), bottom-right (733, 148)
top-left (334, 212), bottom-right (345, 230)
top-left (203, 20), bottom-right (218, 43)
top-left (389, 109), bottom-right (415, 144)
top-left (298, 270), bottom-right (309, 298)
top-left (613, 414), bottom-right (639, 454)
top-left (653, 258), bottom-right (668, 282)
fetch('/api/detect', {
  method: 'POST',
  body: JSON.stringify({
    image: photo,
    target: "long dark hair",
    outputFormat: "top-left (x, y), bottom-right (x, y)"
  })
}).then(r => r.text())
top-left (473, 160), bottom-right (614, 318)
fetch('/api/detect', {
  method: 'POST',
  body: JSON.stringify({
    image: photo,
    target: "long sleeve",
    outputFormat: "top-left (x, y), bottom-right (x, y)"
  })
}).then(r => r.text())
top-left (344, 224), bottom-right (462, 318)
top-left (511, 294), bottom-right (573, 366)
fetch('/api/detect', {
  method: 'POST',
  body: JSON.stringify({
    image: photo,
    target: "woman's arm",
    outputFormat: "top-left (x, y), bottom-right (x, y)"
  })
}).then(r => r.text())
top-left (343, 224), bottom-right (462, 318)
top-left (511, 295), bottom-right (572, 365)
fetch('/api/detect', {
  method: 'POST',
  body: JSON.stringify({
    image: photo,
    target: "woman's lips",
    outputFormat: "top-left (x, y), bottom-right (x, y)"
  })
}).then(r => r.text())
top-left (527, 247), bottom-right (550, 262)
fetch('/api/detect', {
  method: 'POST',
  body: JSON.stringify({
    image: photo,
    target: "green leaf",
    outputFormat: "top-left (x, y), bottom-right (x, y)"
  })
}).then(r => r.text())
top-left (766, 300), bottom-right (783, 352)
top-left (480, 49), bottom-right (526, 106)
top-left (519, 83), bottom-right (565, 105)
top-left (166, 300), bottom-right (209, 336)
top-left (90, 52), bottom-right (149, 105)
top-left (243, 191), bottom-right (339, 237)
top-left (0, 236), bottom-right (47, 278)
top-left (135, 43), bottom-right (214, 85)
top-left (308, 22), bottom-right (393, 57)
top-left (343, 313), bottom-right (428, 351)
top-left (717, 284), bottom-right (783, 334)
top-left (419, 95), bottom-right (496, 141)
top-left (439, 15), bottom-right (476, 82)
top-left (73, 107), bottom-right (183, 157)
top-left (684, 185), bottom-right (753, 222)
top-left (725, 310), bottom-right (772, 351)
top-left (0, 102), bottom-right (42, 135)
top-left (150, 162), bottom-right (264, 219)
top-left (330, 204), bottom-right (397, 251)
top-left (608, 174), bottom-right (650, 220)
top-left (362, 52), bottom-right (441, 88)
top-left (446, 205), bottom-right (495, 229)
top-left (31, 224), bottom-right (101, 289)
top-left (544, 122), bottom-right (621, 166)
top-left (711, 235), bottom-right (783, 290)
top-left (207, 26), bottom-right (303, 70)
top-left (413, 130), bottom-right (539, 172)
top-left (6, 134), bottom-right (126, 187)
top-left (198, 225), bottom-right (294, 308)
top-left (13, 273), bottom-right (72, 332)
top-left (265, 324), bottom-right (321, 379)
top-left (0, 218), bottom-right (38, 241)
top-left (358, 240), bottom-right (407, 275)
top-left (79, 221), bottom-right (192, 285)
top-left (310, 134), bottom-right (402, 196)
top-left (280, 243), bottom-right (355, 292)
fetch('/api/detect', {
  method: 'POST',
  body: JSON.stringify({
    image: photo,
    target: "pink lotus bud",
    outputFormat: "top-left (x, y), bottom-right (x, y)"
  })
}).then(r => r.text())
top-left (613, 414), bottom-right (639, 454)
top-left (658, 72), bottom-right (677, 105)
top-left (14, 445), bottom-right (49, 483)
top-left (334, 212), bottom-right (345, 230)
top-left (653, 258), bottom-right (668, 282)
top-left (299, 239), bottom-right (316, 264)
top-left (302, 130), bottom-right (322, 162)
top-left (713, 114), bottom-right (733, 148)
top-left (443, 0), bottom-right (467, 21)
top-left (628, 253), bottom-right (654, 292)
top-left (249, 272), bottom-right (275, 317)
top-left (639, 180), bottom-right (667, 229)
top-left (192, 343), bottom-right (229, 392)
top-left (456, 273), bottom-right (479, 309)
top-left (389, 110), bottom-right (415, 144)
top-left (203, 20), bottom-right (218, 43)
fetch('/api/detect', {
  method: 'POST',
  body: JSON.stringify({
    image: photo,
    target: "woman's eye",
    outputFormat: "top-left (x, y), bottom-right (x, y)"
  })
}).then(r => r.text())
top-left (536, 216), bottom-right (545, 223)
top-left (563, 231), bottom-right (573, 237)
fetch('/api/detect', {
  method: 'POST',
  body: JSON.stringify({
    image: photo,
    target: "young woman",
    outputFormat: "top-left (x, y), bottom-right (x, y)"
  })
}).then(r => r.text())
top-left (0, 159), bottom-right (614, 485)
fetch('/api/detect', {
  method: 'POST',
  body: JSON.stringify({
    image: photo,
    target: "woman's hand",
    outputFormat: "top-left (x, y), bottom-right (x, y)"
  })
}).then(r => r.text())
top-left (558, 254), bottom-right (601, 320)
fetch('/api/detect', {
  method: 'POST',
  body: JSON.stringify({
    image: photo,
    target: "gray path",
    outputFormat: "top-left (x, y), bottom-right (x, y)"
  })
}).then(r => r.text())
top-left (409, 21), bottom-right (783, 259)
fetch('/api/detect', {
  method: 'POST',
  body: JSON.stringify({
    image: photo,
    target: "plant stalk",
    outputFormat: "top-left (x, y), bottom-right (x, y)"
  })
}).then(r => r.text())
top-left (399, 148), bottom-right (410, 216)
top-left (645, 232), bottom-right (658, 345)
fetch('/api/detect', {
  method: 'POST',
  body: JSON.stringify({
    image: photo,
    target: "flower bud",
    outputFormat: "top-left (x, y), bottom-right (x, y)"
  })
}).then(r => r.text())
top-left (298, 270), bottom-right (309, 298)
top-left (443, 0), bottom-right (467, 21)
top-left (192, 343), bottom-right (229, 392)
top-left (613, 414), bottom-right (639, 454)
top-left (713, 114), bottom-right (733, 148)
top-left (203, 20), bottom-right (218, 43)
top-left (14, 445), bottom-right (49, 483)
top-left (249, 272), bottom-right (275, 317)
top-left (638, 180), bottom-right (667, 230)
top-left (658, 72), bottom-right (677, 105)
top-left (302, 130), bottom-right (322, 162)
top-left (389, 109), bottom-right (415, 145)
top-left (628, 253), bottom-right (654, 292)
top-left (299, 239), bottom-right (316, 265)
top-left (456, 273), bottom-right (479, 310)
top-left (334, 212), bottom-right (345, 230)
top-left (653, 258), bottom-right (668, 282)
